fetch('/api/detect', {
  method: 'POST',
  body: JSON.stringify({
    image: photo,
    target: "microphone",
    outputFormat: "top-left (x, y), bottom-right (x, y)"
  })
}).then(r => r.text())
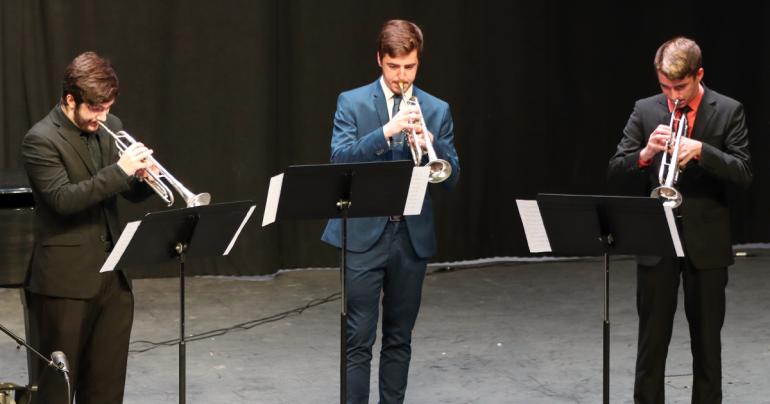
top-left (50, 351), bottom-right (70, 373)
top-left (50, 351), bottom-right (72, 404)
top-left (0, 323), bottom-right (72, 404)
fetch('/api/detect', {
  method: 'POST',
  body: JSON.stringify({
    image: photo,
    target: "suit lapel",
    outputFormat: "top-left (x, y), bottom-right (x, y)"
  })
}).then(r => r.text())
top-left (51, 107), bottom-right (97, 175)
top-left (655, 95), bottom-right (672, 127)
top-left (691, 87), bottom-right (717, 141)
top-left (372, 80), bottom-right (389, 128)
top-left (646, 96), bottom-right (670, 173)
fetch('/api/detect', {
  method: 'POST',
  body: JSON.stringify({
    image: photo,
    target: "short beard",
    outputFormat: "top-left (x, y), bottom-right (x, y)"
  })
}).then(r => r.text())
top-left (73, 106), bottom-right (97, 133)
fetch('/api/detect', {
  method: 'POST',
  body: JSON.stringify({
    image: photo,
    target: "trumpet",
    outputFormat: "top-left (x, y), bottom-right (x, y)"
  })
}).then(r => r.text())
top-left (650, 99), bottom-right (686, 208)
top-left (98, 122), bottom-right (211, 207)
top-left (398, 83), bottom-right (452, 183)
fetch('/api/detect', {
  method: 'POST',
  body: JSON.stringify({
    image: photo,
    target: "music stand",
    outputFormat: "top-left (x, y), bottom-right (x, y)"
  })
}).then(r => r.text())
top-left (103, 200), bottom-right (256, 404)
top-left (261, 160), bottom-right (422, 404)
top-left (521, 193), bottom-right (682, 404)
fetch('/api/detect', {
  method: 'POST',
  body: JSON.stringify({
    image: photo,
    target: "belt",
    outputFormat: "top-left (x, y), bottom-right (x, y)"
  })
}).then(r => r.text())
top-left (388, 215), bottom-right (404, 222)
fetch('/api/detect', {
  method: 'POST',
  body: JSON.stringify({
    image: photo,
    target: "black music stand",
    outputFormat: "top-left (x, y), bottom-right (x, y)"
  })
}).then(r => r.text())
top-left (104, 200), bottom-right (256, 404)
top-left (528, 193), bottom-right (682, 404)
top-left (262, 160), bottom-right (419, 404)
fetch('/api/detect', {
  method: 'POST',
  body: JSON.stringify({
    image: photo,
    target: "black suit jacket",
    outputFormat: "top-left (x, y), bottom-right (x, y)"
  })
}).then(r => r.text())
top-left (608, 86), bottom-right (751, 269)
top-left (22, 105), bottom-right (152, 299)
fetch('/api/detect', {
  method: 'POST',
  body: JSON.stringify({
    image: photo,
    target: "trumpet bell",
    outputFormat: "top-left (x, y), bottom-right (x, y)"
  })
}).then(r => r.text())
top-left (651, 185), bottom-right (682, 208)
top-left (185, 192), bottom-right (211, 207)
top-left (427, 159), bottom-right (452, 183)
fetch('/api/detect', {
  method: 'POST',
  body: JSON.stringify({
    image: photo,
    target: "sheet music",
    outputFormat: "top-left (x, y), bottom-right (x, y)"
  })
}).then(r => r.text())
top-left (403, 166), bottom-right (430, 216)
top-left (100, 220), bottom-right (141, 272)
top-left (663, 205), bottom-right (685, 257)
top-left (515, 199), bottom-right (552, 253)
top-left (262, 173), bottom-right (284, 226)
top-left (224, 204), bottom-right (256, 255)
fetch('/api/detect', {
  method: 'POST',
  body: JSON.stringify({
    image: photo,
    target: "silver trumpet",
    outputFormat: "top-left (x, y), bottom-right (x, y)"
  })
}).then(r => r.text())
top-left (98, 122), bottom-right (211, 207)
top-left (398, 83), bottom-right (452, 183)
top-left (651, 99), bottom-right (686, 208)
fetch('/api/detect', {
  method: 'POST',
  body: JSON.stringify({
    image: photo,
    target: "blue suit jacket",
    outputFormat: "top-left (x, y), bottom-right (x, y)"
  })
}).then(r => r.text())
top-left (321, 79), bottom-right (460, 258)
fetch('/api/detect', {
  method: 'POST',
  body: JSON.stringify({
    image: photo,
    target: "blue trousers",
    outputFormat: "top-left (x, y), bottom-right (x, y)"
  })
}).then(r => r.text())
top-left (344, 221), bottom-right (428, 404)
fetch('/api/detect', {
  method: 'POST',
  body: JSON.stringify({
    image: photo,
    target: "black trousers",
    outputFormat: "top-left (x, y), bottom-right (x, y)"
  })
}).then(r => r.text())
top-left (634, 256), bottom-right (728, 404)
top-left (344, 221), bottom-right (428, 404)
top-left (26, 271), bottom-right (134, 404)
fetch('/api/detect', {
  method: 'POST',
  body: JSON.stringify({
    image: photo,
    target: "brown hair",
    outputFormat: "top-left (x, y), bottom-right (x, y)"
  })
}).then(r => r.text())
top-left (61, 51), bottom-right (120, 105)
top-left (377, 20), bottom-right (423, 60)
top-left (654, 37), bottom-right (702, 80)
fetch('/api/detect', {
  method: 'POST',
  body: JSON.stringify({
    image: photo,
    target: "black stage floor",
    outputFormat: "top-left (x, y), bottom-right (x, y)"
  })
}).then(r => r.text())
top-left (2, 252), bottom-right (769, 403)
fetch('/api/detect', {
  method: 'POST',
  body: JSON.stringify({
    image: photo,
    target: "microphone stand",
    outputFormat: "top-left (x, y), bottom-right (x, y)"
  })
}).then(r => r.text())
top-left (0, 322), bottom-right (71, 404)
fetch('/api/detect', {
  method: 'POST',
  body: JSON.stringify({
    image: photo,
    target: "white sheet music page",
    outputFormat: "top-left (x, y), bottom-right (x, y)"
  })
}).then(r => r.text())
top-left (663, 204), bottom-right (685, 257)
top-left (403, 166), bottom-right (430, 216)
top-left (262, 173), bottom-right (284, 227)
top-left (515, 199), bottom-right (552, 253)
top-left (224, 205), bottom-right (256, 256)
top-left (100, 220), bottom-right (141, 272)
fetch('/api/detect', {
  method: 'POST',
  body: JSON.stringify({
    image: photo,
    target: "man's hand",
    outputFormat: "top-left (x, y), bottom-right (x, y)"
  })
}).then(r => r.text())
top-left (135, 162), bottom-right (161, 181)
top-left (383, 107), bottom-right (421, 139)
top-left (676, 137), bottom-right (702, 167)
top-left (117, 142), bottom-right (153, 176)
top-left (408, 126), bottom-right (433, 152)
top-left (640, 124), bottom-right (672, 162)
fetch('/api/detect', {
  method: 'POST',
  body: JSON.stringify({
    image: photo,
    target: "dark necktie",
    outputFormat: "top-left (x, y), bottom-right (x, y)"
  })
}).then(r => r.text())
top-left (392, 95), bottom-right (402, 117)
top-left (390, 95), bottom-right (405, 154)
top-left (82, 132), bottom-right (112, 249)
top-left (677, 106), bottom-right (691, 137)
top-left (85, 133), bottom-right (102, 170)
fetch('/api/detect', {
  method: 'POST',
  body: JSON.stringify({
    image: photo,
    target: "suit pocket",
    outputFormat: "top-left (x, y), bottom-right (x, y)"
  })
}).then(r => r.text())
top-left (40, 233), bottom-right (83, 246)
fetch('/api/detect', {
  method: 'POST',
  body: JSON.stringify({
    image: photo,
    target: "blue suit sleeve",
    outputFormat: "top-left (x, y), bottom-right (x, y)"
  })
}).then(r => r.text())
top-left (330, 93), bottom-right (389, 163)
top-left (430, 103), bottom-right (460, 190)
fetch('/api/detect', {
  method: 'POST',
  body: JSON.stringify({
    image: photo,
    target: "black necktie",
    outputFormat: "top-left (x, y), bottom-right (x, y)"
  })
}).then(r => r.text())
top-left (390, 95), bottom-right (404, 152)
top-left (83, 133), bottom-right (102, 169)
top-left (83, 132), bottom-right (111, 248)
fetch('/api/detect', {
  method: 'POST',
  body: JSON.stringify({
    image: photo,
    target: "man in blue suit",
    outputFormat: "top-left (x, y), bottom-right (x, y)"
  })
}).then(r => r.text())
top-left (321, 19), bottom-right (460, 404)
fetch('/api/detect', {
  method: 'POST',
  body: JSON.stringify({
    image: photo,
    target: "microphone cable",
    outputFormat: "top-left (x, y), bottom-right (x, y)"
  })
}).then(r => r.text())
top-left (129, 292), bottom-right (340, 353)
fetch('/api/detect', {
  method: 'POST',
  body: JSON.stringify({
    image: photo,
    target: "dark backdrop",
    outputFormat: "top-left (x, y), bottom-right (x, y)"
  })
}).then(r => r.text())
top-left (1, 1), bottom-right (767, 276)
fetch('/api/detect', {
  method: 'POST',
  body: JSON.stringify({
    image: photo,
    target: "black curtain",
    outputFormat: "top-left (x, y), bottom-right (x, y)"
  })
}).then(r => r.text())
top-left (2, 1), bottom-right (768, 276)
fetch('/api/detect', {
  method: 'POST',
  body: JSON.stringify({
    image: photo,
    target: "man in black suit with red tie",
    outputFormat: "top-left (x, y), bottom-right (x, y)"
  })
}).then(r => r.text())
top-left (22, 51), bottom-right (155, 404)
top-left (608, 37), bottom-right (751, 404)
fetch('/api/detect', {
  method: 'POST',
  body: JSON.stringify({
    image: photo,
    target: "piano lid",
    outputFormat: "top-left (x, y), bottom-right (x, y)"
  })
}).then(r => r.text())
top-left (0, 168), bottom-right (33, 208)
top-left (0, 167), bottom-right (31, 193)
top-left (0, 168), bottom-right (33, 287)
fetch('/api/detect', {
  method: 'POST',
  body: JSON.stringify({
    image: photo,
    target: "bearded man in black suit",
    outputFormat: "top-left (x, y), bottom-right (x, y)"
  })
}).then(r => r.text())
top-left (22, 51), bottom-right (155, 404)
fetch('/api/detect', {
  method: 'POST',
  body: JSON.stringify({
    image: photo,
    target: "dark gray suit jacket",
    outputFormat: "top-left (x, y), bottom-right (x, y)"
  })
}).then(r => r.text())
top-left (22, 105), bottom-right (152, 299)
top-left (608, 86), bottom-right (752, 269)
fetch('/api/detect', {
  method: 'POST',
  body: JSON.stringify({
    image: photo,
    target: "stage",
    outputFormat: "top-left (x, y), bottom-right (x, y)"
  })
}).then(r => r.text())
top-left (1, 252), bottom-right (768, 403)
